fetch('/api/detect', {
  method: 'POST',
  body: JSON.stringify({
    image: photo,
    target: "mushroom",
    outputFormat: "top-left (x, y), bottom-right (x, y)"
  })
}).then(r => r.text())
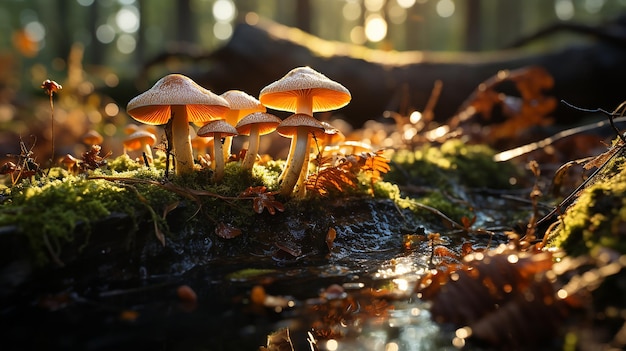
top-left (275, 113), bottom-right (325, 196)
top-left (259, 66), bottom-right (351, 196)
top-left (191, 135), bottom-right (213, 159)
top-left (235, 112), bottom-right (282, 170)
top-left (318, 121), bottom-right (345, 155)
top-left (61, 154), bottom-right (80, 175)
top-left (126, 74), bottom-right (229, 175)
top-left (123, 130), bottom-right (157, 165)
top-left (220, 90), bottom-right (266, 160)
top-left (82, 130), bottom-right (103, 146)
top-left (197, 119), bottom-right (238, 181)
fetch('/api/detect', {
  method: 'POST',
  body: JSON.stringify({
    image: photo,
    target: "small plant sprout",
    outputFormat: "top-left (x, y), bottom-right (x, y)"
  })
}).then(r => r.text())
top-left (126, 74), bottom-right (229, 176)
top-left (197, 119), bottom-right (238, 182)
top-left (259, 66), bottom-right (351, 196)
top-left (123, 130), bottom-right (157, 165)
top-left (41, 79), bottom-right (62, 163)
top-left (220, 90), bottom-right (266, 161)
top-left (235, 112), bottom-right (281, 170)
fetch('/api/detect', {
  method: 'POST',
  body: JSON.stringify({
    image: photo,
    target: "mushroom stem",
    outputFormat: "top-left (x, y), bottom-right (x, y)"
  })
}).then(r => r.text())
top-left (222, 110), bottom-right (239, 161)
top-left (170, 105), bottom-right (195, 175)
top-left (296, 94), bottom-right (313, 115)
top-left (241, 125), bottom-right (260, 170)
top-left (280, 127), bottom-right (310, 196)
top-left (294, 139), bottom-right (312, 197)
top-left (278, 136), bottom-right (297, 182)
top-left (142, 142), bottom-right (154, 165)
top-left (212, 134), bottom-right (226, 182)
top-left (279, 95), bottom-right (313, 182)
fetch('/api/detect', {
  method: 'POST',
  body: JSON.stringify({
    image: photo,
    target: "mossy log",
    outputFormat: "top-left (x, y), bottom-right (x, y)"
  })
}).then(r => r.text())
top-left (143, 18), bottom-right (626, 127)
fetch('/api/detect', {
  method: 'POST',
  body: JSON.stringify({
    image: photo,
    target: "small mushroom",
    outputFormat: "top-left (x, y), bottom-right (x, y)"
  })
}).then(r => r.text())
top-left (123, 130), bottom-right (157, 165)
top-left (61, 154), bottom-right (80, 175)
top-left (126, 74), bottom-right (229, 175)
top-left (191, 135), bottom-right (213, 159)
top-left (235, 112), bottom-right (281, 170)
top-left (259, 66), bottom-right (351, 196)
top-left (82, 130), bottom-right (103, 146)
top-left (197, 119), bottom-right (238, 182)
top-left (275, 113), bottom-right (325, 196)
top-left (220, 90), bottom-right (266, 160)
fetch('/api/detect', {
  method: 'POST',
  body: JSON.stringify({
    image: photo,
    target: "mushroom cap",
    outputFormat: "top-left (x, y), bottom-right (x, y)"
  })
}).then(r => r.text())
top-left (126, 74), bottom-right (230, 125)
top-left (276, 113), bottom-right (325, 138)
top-left (320, 121), bottom-right (346, 144)
top-left (124, 124), bottom-right (140, 135)
top-left (197, 119), bottom-right (239, 137)
top-left (62, 153), bottom-right (80, 165)
top-left (191, 135), bottom-right (213, 149)
top-left (82, 130), bottom-right (103, 145)
top-left (221, 90), bottom-right (266, 114)
top-left (235, 112), bottom-right (282, 136)
top-left (259, 66), bottom-right (351, 113)
top-left (123, 130), bottom-right (157, 150)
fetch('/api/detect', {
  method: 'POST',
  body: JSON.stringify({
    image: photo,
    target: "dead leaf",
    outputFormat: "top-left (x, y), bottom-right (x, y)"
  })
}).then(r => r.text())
top-left (215, 222), bottom-right (242, 239)
top-left (326, 227), bottom-right (337, 252)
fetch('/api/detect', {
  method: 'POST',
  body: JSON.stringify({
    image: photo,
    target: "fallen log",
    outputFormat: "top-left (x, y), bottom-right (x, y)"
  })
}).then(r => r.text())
top-left (143, 17), bottom-right (626, 128)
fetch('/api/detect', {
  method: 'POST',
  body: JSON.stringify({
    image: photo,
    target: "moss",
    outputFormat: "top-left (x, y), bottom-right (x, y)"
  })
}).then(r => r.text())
top-left (387, 139), bottom-right (518, 189)
top-left (0, 141), bottom-right (510, 265)
top-left (0, 162), bottom-right (181, 264)
top-left (546, 151), bottom-right (626, 256)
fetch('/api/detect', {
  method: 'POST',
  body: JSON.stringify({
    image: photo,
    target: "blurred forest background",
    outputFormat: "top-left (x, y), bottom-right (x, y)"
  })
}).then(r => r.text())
top-left (1, 0), bottom-right (625, 163)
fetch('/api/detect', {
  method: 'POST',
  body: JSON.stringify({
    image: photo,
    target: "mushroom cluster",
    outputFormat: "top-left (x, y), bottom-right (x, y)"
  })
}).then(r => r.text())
top-left (260, 66), bottom-right (351, 196)
top-left (127, 74), bottom-right (229, 175)
top-left (126, 67), bottom-right (351, 197)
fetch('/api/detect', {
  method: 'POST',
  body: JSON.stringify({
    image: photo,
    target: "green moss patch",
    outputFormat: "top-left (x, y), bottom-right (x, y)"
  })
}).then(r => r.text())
top-left (546, 156), bottom-right (626, 256)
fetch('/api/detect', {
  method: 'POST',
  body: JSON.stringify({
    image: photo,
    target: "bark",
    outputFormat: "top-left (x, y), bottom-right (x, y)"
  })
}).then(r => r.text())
top-left (146, 18), bottom-right (626, 128)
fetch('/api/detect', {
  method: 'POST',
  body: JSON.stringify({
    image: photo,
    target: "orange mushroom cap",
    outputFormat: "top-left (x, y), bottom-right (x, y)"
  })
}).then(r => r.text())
top-left (126, 74), bottom-right (229, 125)
top-left (82, 130), bottom-right (103, 145)
top-left (276, 113), bottom-right (325, 137)
top-left (221, 90), bottom-right (266, 121)
top-left (259, 66), bottom-right (351, 113)
top-left (197, 119), bottom-right (239, 138)
top-left (235, 112), bottom-right (282, 136)
top-left (123, 130), bottom-right (157, 151)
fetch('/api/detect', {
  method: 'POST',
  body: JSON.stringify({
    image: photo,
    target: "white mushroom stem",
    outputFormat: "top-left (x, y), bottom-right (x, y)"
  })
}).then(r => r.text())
top-left (222, 110), bottom-right (239, 161)
top-left (279, 94), bottom-right (314, 183)
top-left (241, 126), bottom-right (261, 170)
top-left (141, 142), bottom-right (154, 165)
top-left (171, 105), bottom-right (195, 175)
top-left (280, 127), bottom-right (310, 196)
top-left (212, 134), bottom-right (226, 181)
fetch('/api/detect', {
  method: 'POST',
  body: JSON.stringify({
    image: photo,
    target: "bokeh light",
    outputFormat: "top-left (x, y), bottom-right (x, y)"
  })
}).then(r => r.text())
top-left (397, 0), bottom-right (416, 8)
top-left (343, 0), bottom-right (362, 21)
top-left (387, 3), bottom-right (407, 24)
top-left (555, 0), bottom-right (575, 20)
top-left (24, 21), bottom-right (45, 42)
top-left (116, 33), bottom-right (136, 54)
top-left (350, 25), bottom-right (366, 44)
top-left (364, 0), bottom-right (385, 12)
top-left (436, 0), bottom-right (455, 18)
top-left (584, 0), bottom-right (605, 13)
top-left (96, 24), bottom-right (116, 44)
top-left (213, 21), bottom-right (233, 40)
top-left (365, 14), bottom-right (387, 42)
top-left (115, 6), bottom-right (140, 33)
top-left (213, 0), bottom-right (236, 22)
